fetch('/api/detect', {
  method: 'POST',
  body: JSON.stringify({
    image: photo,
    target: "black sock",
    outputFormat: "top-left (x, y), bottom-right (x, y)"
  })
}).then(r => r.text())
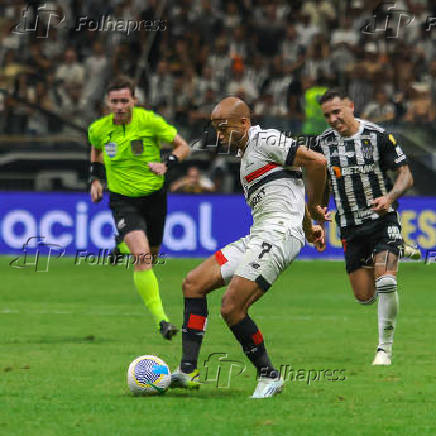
top-left (230, 315), bottom-right (278, 378)
top-left (181, 297), bottom-right (207, 373)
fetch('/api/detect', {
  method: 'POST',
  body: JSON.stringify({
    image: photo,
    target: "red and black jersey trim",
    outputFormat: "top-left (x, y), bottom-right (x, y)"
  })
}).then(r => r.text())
top-left (247, 169), bottom-right (302, 199)
top-left (245, 163), bottom-right (280, 182)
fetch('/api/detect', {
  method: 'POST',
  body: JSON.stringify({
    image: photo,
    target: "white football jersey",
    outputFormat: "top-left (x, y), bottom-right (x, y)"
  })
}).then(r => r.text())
top-left (239, 125), bottom-right (305, 242)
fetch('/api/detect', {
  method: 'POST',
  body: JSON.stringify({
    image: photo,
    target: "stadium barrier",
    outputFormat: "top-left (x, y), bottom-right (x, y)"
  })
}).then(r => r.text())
top-left (1, 192), bottom-right (435, 259)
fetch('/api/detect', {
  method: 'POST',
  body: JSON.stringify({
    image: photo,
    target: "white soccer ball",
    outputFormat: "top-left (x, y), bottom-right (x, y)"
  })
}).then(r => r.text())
top-left (127, 355), bottom-right (171, 395)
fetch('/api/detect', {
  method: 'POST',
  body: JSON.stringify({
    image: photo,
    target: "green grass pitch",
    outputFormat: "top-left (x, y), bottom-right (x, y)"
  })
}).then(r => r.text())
top-left (1, 257), bottom-right (435, 435)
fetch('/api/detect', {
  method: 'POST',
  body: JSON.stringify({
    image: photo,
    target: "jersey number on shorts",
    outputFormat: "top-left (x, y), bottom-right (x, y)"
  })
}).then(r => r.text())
top-left (258, 242), bottom-right (273, 259)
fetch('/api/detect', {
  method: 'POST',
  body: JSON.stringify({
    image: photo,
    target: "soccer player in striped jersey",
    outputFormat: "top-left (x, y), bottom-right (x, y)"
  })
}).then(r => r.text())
top-left (171, 96), bottom-right (328, 398)
top-left (314, 89), bottom-right (414, 365)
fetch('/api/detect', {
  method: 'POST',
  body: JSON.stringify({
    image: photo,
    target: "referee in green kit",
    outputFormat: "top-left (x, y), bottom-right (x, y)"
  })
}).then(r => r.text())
top-left (88, 76), bottom-right (190, 340)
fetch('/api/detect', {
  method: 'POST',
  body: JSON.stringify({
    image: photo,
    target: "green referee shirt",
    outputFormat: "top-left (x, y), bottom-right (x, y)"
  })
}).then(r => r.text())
top-left (88, 107), bottom-right (177, 197)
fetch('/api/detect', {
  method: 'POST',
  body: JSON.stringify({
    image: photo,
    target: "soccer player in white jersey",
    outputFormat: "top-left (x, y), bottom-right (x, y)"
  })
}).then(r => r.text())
top-left (170, 97), bottom-right (328, 398)
top-left (314, 89), bottom-right (414, 365)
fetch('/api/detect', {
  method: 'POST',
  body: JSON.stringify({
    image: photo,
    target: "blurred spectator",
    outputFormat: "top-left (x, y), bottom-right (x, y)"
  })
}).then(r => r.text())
top-left (262, 56), bottom-right (293, 126)
top-left (170, 166), bottom-right (214, 193)
top-left (192, 0), bottom-right (223, 40)
top-left (148, 60), bottom-right (174, 110)
top-left (254, 4), bottom-right (286, 58)
top-left (226, 60), bottom-right (258, 104)
top-left (302, 36), bottom-right (334, 85)
top-left (55, 48), bottom-right (84, 86)
top-left (223, 2), bottom-right (241, 30)
top-left (206, 37), bottom-right (231, 85)
top-left (280, 24), bottom-right (305, 70)
top-left (348, 64), bottom-right (374, 116)
top-left (404, 85), bottom-right (435, 124)
top-left (111, 43), bottom-right (135, 77)
top-left (82, 41), bottom-right (109, 110)
top-left (245, 55), bottom-right (269, 95)
top-left (295, 13), bottom-right (319, 47)
top-left (25, 43), bottom-right (52, 78)
top-left (363, 90), bottom-right (395, 124)
top-left (57, 82), bottom-right (86, 133)
top-left (301, 0), bottom-right (335, 33)
top-left (194, 66), bottom-right (219, 106)
top-left (41, 28), bottom-right (65, 62)
top-left (189, 88), bottom-right (217, 127)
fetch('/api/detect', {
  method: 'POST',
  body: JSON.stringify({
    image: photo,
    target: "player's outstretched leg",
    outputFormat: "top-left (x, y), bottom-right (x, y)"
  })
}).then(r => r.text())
top-left (125, 231), bottom-right (177, 340)
top-left (373, 251), bottom-right (399, 365)
top-left (171, 255), bottom-right (225, 389)
top-left (221, 276), bottom-right (283, 398)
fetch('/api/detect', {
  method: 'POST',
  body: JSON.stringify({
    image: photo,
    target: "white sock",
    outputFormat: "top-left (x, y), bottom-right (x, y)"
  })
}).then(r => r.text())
top-left (376, 275), bottom-right (399, 356)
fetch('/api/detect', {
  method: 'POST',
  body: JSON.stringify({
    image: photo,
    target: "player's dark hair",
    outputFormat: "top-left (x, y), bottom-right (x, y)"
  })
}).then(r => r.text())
top-left (319, 88), bottom-right (350, 105)
top-left (106, 76), bottom-right (135, 96)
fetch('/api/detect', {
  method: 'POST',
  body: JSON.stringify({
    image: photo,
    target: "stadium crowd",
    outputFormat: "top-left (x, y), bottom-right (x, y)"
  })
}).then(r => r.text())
top-left (1, 0), bottom-right (435, 137)
top-left (1, 0), bottom-right (435, 143)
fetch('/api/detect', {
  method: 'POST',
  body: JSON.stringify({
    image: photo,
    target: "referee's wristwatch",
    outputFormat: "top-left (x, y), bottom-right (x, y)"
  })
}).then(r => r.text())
top-left (165, 154), bottom-right (179, 170)
top-left (88, 162), bottom-right (105, 186)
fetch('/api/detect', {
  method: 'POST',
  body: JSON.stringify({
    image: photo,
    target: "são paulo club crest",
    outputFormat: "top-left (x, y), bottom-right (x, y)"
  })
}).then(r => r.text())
top-left (105, 142), bottom-right (117, 158)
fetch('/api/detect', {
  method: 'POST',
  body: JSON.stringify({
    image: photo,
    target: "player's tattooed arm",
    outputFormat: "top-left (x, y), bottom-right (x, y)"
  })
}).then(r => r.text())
top-left (387, 165), bottom-right (414, 202)
top-left (293, 146), bottom-right (328, 221)
top-left (371, 166), bottom-right (413, 214)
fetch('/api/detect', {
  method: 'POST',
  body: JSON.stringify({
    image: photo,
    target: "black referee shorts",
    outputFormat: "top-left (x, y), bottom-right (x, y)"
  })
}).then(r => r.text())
top-left (109, 188), bottom-right (167, 247)
top-left (340, 212), bottom-right (403, 274)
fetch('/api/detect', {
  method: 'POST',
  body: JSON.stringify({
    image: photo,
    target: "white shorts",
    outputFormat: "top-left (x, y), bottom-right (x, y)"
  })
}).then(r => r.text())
top-left (215, 230), bottom-right (304, 291)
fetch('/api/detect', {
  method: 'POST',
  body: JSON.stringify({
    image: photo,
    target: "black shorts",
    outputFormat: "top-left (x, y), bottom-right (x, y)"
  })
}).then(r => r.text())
top-left (340, 212), bottom-right (403, 274)
top-left (109, 188), bottom-right (167, 247)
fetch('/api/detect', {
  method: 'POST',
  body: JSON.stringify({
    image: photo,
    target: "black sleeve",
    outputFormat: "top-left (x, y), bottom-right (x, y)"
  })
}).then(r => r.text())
top-left (310, 136), bottom-right (323, 154)
top-left (284, 142), bottom-right (300, 167)
top-left (379, 132), bottom-right (408, 170)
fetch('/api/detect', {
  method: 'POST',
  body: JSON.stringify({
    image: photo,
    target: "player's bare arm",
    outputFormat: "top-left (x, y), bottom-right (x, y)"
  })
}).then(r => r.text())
top-left (371, 166), bottom-right (413, 215)
top-left (292, 146), bottom-right (328, 221)
top-left (90, 146), bottom-right (104, 203)
top-left (302, 204), bottom-right (325, 250)
top-left (148, 134), bottom-right (191, 175)
top-left (314, 177), bottom-right (331, 252)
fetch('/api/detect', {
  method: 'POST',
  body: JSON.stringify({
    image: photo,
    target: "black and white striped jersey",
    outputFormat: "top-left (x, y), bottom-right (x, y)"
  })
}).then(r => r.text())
top-left (312, 119), bottom-right (408, 228)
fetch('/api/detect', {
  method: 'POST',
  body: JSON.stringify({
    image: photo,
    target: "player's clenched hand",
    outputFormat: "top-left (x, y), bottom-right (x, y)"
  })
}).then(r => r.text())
top-left (371, 196), bottom-right (391, 215)
top-left (314, 222), bottom-right (327, 252)
top-left (305, 224), bottom-right (326, 251)
top-left (90, 180), bottom-right (103, 202)
top-left (309, 205), bottom-right (331, 222)
top-left (148, 162), bottom-right (167, 175)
